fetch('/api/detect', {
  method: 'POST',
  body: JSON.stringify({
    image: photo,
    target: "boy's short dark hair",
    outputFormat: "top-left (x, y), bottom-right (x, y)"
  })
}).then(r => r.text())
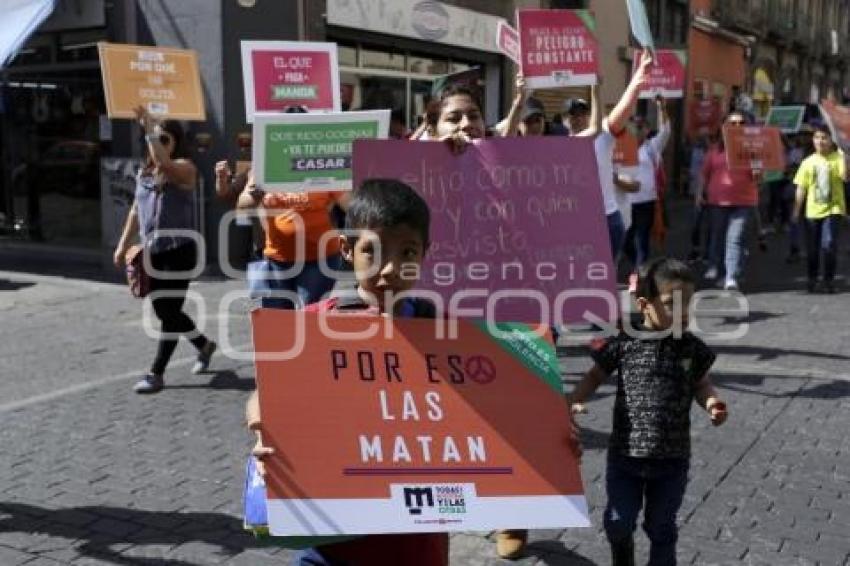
top-left (637, 258), bottom-right (695, 299)
top-left (812, 123), bottom-right (833, 138)
top-left (345, 179), bottom-right (431, 245)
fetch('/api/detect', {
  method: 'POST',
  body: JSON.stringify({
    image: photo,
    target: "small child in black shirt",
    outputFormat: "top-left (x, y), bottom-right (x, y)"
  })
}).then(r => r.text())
top-left (567, 257), bottom-right (728, 566)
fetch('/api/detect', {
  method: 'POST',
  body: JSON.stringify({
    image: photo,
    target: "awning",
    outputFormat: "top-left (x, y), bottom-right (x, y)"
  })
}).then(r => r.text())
top-left (1, 0), bottom-right (56, 69)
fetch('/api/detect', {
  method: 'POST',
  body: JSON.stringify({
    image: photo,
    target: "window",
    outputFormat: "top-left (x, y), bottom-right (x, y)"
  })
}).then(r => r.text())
top-left (408, 55), bottom-right (447, 75)
top-left (334, 41), bottom-right (479, 130)
top-left (361, 47), bottom-right (405, 71)
top-left (338, 45), bottom-right (357, 67)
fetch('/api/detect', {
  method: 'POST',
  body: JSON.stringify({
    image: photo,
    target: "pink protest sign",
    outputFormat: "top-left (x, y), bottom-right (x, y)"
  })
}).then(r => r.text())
top-left (352, 138), bottom-right (617, 325)
top-left (497, 20), bottom-right (521, 65)
top-left (633, 49), bottom-right (687, 99)
top-left (241, 41), bottom-right (340, 122)
top-left (517, 9), bottom-right (598, 89)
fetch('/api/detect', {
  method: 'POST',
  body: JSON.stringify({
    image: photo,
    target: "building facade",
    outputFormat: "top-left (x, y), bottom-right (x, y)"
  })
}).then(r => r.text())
top-left (689, 0), bottom-right (850, 123)
top-left (0, 0), bottom-right (542, 267)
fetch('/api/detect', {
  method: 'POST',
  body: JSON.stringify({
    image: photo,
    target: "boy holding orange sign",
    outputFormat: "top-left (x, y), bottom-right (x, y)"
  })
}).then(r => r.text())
top-left (245, 179), bottom-right (448, 565)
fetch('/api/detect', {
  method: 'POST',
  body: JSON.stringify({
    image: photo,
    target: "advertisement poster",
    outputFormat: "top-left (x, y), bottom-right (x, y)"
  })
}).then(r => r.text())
top-left (496, 20), bottom-right (521, 65)
top-left (253, 110), bottom-right (389, 192)
top-left (253, 310), bottom-right (588, 536)
top-left (98, 42), bottom-right (206, 121)
top-left (517, 9), bottom-right (598, 89)
top-left (353, 137), bottom-right (616, 325)
top-left (241, 41), bottom-right (341, 122)
top-left (819, 99), bottom-right (850, 151)
top-left (723, 125), bottom-right (786, 171)
top-left (633, 49), bottom-right (687, 99)
top-left (765, 105), bottom-right (806, 134)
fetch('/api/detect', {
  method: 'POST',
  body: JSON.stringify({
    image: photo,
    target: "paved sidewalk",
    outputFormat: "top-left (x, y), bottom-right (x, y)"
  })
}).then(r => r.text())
top-left (0, 200), bottom-right (848, 565)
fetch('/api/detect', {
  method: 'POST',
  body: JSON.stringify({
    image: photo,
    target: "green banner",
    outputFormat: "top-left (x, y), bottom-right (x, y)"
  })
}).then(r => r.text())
top-left (475, 322), bottom-right (562, 395)
top-left (765, 106), bottom-right (805, 133)
top-left (263, 120), bottom-right (379, 186)
top-left (271, 84), bottom-right (319, 100)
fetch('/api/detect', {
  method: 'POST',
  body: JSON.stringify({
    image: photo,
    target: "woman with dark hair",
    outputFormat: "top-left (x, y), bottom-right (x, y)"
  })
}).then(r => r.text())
top-left (113, 106), bottom-right (216, 394)
top-left (432, 84), bottom-right (487, 152)
top-left (697, 111), bottom-right (760, 290)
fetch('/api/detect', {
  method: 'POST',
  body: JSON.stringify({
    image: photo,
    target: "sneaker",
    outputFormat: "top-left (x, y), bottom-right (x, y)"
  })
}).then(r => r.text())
top-left (496, 529), bottom-right (528, 559)
top-left (192, 341), bottom-right (217, 374)
top-left (704, 266), bottom-right (718, 281)
top-left (723, 278), bottom-right (739, 291)
top-left (133, 374), bottom-right (164, 394)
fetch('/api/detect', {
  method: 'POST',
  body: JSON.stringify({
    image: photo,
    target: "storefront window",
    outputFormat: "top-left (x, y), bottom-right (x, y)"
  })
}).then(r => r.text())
top-left (408, 55), bottom-right (447, 76)
top-left (334, 41), bottom-right (478, 129)
top-left (338, 44), bottom-right (357, 67)
top-left (361, 47), bottom-right (405, 71)
top-left (4, 72), bottom-right (105, 247)
top-left (1, 15), bottom-right (107, 249)
top-left (449, 61), bottom-right (472, 74)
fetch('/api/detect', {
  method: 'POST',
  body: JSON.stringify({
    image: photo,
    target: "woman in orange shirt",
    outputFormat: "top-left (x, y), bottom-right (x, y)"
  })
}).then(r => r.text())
top-left (237, 173), bottom-right (347, 309)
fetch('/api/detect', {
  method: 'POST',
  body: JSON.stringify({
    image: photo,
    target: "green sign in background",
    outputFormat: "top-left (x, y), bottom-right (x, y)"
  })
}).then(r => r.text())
top-left (766, 106), bottom-right (805, 133)
top-left (264, 121), bottom-right (379, 185)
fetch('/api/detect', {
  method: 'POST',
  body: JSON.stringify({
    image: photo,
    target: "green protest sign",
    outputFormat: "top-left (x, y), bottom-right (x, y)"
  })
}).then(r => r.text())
top-left (253, 110), bottom-right (389, 192)
top-left (765, 105), bottom-right (805, 133)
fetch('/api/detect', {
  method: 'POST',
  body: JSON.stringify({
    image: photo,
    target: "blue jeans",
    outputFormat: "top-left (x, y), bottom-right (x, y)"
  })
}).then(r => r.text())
top-left (707, 206), bottom-right (751, 280)
top-left (248, 254), bottom-right (341, 309)
top-left (805, 215), bottom-right (843, 282)
top-left (607, 211), bottom-right (626, 260)
top-left (604, 453), bottom-right (689, 566)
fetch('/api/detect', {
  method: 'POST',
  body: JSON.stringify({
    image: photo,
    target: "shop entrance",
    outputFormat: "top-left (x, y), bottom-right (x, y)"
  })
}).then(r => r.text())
top-left (1, 68), bottom-right (106, 248)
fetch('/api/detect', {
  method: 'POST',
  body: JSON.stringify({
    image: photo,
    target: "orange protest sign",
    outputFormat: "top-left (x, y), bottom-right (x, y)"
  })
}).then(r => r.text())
top-left (614, 131), bottom-right (639, 166)
top-left (722, 125), bottom-right (785, 171)
top-left (98, 42), bottom-right (206, 121)
top-left (252, 309), bottom-right (588, 536)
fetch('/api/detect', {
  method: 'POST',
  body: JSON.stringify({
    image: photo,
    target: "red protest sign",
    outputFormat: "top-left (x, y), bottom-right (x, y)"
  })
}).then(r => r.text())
top-left (253, 309), bottom-right (588, 536)
top-left (820, 99), bottom-right (850, 151)
top-left (688, 98), bottom-right (721, 139)
top-left (722, 125), bottom-right (785, 171)
top-left (241, 41), bottom-right (340, 122)
top-left (497, 20), bottom-right (521, 65)
top-left (633, 49), bottom-right (687, 99)
top-left (517, 9), bottom-right (598, 89)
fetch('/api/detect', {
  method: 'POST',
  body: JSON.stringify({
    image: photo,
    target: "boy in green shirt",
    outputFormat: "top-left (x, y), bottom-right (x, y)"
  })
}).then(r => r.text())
top-left (792, 125), bottom-right (849, 293)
